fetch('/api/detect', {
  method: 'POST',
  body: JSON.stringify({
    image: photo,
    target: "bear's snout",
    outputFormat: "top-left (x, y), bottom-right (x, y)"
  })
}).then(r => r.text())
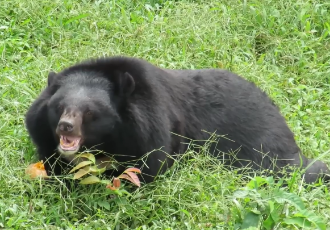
top-left (55, 109), bottom-right (83, 154)
top-left (58, 120), bottom-right (73, 133)
top-left (56, 117), bottom-right (82, 137)
top-left (56, 109), bottom-right (83, 137)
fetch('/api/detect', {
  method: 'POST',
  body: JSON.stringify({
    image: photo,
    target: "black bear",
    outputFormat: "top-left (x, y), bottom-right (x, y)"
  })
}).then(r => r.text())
top-left (25, 56), bottom-right (329, 184)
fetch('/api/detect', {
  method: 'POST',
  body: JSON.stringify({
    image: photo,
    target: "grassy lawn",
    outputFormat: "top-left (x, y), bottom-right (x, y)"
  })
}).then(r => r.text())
top-left (1, 0), bottom-right (330, 229)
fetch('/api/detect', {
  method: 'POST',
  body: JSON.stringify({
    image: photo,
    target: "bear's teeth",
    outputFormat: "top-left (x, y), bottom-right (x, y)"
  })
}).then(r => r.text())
top-left (66, 141), bottom-right (75, 147)
top-left (59, 136), bottom-right (81, 150)
top-left (60, 136), bottom-right (76, 147)
top-left (60, 139), bottom-right (74, 147)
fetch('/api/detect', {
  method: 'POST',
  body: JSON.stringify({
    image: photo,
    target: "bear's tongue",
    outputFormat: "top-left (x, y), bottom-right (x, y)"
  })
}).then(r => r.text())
top-left (60, 135), bottom-right (81, 151)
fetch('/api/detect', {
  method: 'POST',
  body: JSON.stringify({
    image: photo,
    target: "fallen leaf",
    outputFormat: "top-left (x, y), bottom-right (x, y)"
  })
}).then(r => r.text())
top-left (118, 173), bottom-right (141, 187)
top-left (126, 171), bottom-right (141, 187)
top-left (123, 167), bottom-right (141, 174)
top-left (113, 177), bottom-right (121, 188)
top-left (106, 184), bottom-right (118, 190)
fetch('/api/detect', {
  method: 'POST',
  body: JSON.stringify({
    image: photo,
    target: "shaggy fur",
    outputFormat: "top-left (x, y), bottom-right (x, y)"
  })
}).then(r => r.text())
top-left (25, 56), bottom-right (329, 184)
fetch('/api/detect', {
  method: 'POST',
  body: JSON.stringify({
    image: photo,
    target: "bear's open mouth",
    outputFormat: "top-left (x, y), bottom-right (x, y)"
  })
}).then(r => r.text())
top-left (59, 135), bottom-right (81, 151)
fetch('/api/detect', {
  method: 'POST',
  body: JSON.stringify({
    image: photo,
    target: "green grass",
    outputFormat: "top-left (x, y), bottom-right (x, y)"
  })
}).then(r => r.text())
top-left (1, 0), bottom-right (330, 229)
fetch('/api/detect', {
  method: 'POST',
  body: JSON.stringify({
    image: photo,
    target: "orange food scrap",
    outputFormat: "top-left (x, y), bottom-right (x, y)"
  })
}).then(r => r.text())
top-left (25, 161), bottom-right (48, 179)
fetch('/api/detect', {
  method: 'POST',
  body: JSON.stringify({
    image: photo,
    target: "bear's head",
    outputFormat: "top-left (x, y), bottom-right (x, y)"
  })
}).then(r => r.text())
top-left (46, 63), bottom-right (136, 158)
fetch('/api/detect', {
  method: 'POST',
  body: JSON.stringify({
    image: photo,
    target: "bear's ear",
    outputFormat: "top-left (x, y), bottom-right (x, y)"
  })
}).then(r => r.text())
top-left (48, 71), bottom-right (57, 86)
top-left (115, 72), bottom-right (135, 97)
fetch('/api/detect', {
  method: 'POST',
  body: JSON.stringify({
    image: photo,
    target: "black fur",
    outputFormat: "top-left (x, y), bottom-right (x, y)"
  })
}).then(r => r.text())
top-left (25, 56), bottom-right (330, 185)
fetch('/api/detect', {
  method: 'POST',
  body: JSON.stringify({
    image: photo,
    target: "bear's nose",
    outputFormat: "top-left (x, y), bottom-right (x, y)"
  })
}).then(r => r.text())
top-left (58, 121), bottom-right (74, 133)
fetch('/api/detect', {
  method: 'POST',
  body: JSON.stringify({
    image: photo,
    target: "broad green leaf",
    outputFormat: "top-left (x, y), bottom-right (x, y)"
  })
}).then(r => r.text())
top-left (80, 175), bottom-right (101, 184)
top-left (273, 190), bottom-right (305, 210)
top-left (246, 176), bottom-right (268, 189)
top-left (265, 176), bottom-right (274, 185)
top-left (250, 209), bottom-right (261, 215)
top-left (233, 189), bottom-right (261, 201)
top-left (232, 189), bottom-right (250, 199)
top-left (75, 153), bottom-right (95, 163)
top-left (263, 215), bottom-right (275, 230)
top-left (270, 206), bottom-right (281, 223)
top-left (68, 160), bottom-right (93, 174)
top-left (283, 217), bottom-right (312, 228)
top-left (89, 166), bottom-right (106, 175)
top-left (294, 209), bottom-right (326, 230)
top-left (268, 200), bottom-right (274, 213)
top-left (241, 211), bottom-right (261, 229)
top-left (73, 167), bottom-right (90, 179)
top-left (97, 201), bottom-right (110, 211)
top-left (101, 179), bottom-right (112, 185)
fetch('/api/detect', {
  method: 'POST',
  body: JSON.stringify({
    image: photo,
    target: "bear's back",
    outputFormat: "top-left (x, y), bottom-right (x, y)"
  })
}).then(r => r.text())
top-left (161, 68), bottom-right (299, 165)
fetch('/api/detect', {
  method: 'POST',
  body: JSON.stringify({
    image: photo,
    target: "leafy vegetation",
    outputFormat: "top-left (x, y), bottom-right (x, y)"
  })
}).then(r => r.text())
top-left (1, 0), bottom-right (330, 229)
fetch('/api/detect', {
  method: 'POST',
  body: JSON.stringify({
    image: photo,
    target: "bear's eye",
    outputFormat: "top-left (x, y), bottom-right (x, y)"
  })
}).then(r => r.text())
top-left (84, 110), bottom-right (94, 121)
top-left (86, 110), bottom-right (93, 116)
top-left (57, 104), bottom-right (64, 113)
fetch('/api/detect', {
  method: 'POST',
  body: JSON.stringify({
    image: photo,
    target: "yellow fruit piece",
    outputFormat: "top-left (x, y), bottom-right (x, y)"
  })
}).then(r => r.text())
top-left (25, 161), bottom-right (48, 179)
